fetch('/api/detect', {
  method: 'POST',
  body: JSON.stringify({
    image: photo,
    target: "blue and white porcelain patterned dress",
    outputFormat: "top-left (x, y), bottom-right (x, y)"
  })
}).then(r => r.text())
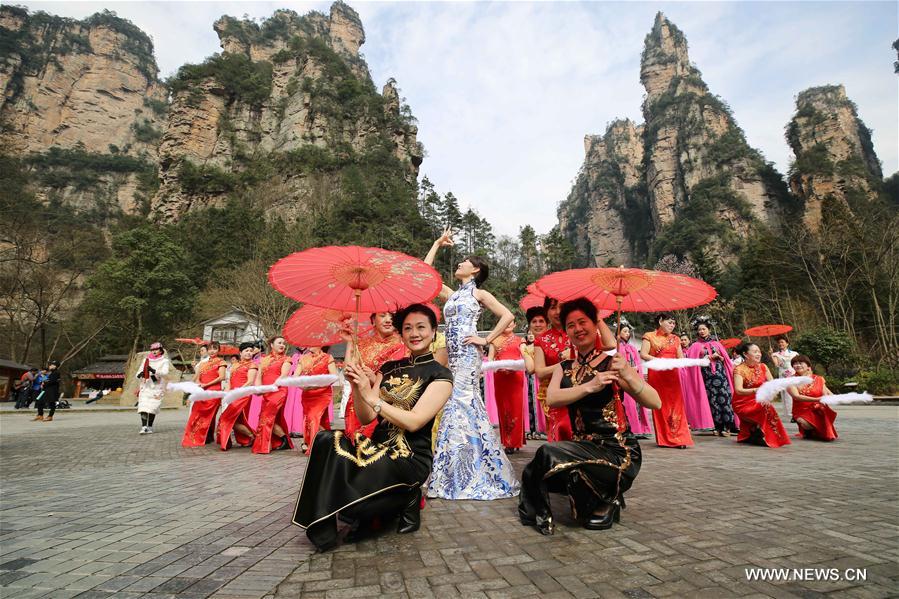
top-left (428, 280), bottom-right (520, 500)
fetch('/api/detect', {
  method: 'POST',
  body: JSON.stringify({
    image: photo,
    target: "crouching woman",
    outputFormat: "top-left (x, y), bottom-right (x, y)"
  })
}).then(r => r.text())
top-left (518, 298), bottom-right (660, 535)
top-left (291, 304), bottom-right (453, 550)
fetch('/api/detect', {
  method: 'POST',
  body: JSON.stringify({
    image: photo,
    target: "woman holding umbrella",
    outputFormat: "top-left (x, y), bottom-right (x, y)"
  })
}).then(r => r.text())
top-left (519, 298), bottom-right (661, 534)
top-left (641, 314), bottom-right (694, 448)
top-left (732, 343), bottom-right (791, 448)
top-left (424, 228), bottom-right (519, 500)
top-left (292, 304), bottom-right (453, 550)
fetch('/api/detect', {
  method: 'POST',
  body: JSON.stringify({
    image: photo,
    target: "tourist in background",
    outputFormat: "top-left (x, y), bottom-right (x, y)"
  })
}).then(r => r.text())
top-left (34, 361), bottom-right (61, 422)
top-left (770, 336), bottom-right (798, 420)
top-left (136, 342), bottom-right (171, 434)
top-left (732, 343), bottom-right (791, 448)
top-left (788, 355), bottom-right (838, 441)
top-left (641, 314), bottom-right (694, 448)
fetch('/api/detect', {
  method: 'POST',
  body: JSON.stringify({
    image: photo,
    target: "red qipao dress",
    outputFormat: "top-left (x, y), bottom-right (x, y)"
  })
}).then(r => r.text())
top-left (217, 360), bottom-right (257, 450)
top-left (344, 333), bottom-right (406, 441)
top-left (252, 355), bottom-right (295, 454)
top-left (534, 329), bottom-right (573, 442)
top-left (732, 363), bottom-right (791, 448)
top-left (642, 331), bottom-right (694, 447)
top-left (182, 357), bottom-right (225, 447)
top-left (792, 375), bottom-right (838, 441)
top-left (298, 353), bottom-right (334, 455)
top-left (491, 334), bottom-right (526, 449)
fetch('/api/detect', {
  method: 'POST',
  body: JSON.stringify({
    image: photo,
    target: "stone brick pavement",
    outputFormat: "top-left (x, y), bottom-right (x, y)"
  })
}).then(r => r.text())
top-left (1, 406), bottom-right (897, 598)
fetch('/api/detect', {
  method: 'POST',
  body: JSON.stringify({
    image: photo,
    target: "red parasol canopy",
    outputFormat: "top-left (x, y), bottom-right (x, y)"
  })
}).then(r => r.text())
top-left (269, 246), bottom-right (442, 313)
top-left (744, 324), bottom-right (793, 337)
top-left (720, 337), bottom-right (742, 349)
top-left (519, 293), bottom-right (544, 312)
top-left (534, 266), bottom-right (717, 313)
top-left (283, 305), bottom-right (371, 347)
top-left (218, 344), bottom-right (239, 356)
top-left (175, 338), bottom-right (207, 346)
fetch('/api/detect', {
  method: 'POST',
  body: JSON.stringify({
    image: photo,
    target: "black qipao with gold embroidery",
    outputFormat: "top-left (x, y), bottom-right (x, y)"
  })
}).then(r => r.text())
top-left (292, 353), bottom-right (452, 546)
top-left (518, 353), bottom-right (642, 533)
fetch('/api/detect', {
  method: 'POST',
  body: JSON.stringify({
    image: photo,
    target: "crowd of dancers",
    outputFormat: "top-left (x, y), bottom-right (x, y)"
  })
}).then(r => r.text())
top-left (135, 230), bottom-right (842, 549)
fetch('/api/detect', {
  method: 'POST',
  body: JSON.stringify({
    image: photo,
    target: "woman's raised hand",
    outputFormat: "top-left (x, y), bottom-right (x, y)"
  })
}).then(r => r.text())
top-left (436, 226), bottom-right (454, 248)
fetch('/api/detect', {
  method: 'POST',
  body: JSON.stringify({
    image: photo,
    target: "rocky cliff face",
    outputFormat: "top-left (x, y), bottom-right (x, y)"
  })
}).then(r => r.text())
top-left (150, 1), bottom-right (422, 222)
top-left (786, 84), bottom-right (883, 231)
top-left (0, 6), bottom-right (167, 215)
top-left (559, 12), bottom-right (792, 268)
top-left (558, 120), bottom-right (646, 266)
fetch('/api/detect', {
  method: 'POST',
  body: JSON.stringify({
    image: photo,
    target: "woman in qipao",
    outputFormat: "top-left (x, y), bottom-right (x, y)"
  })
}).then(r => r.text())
top-left (732, 343), bottom-right (791, 448)
top-left (182, 341), bottom-right (226, 447)
top-left (217, 342), bottom-right (259, 450)
top-left (519, 298), bottom-right (661, 535)
top-left (423, 228), bottom-right (519, 500)
top-left (292, 304), bottom-right (453, 550)
top-left (252, 336), bottom-right (294, 454)
top-left (787, 355), bottom-right (838, 441)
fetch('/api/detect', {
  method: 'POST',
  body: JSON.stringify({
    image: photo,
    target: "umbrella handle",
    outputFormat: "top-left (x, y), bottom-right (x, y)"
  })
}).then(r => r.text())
top-left (352, 290), bottom-right (363, 364)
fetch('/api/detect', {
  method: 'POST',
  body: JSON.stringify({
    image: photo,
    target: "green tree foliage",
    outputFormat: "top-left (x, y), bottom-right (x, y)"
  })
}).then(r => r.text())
top-left (170, 53), bottom-right (273, 108)
top-left (83, 227), bottom-right (197, 355)
top-left (794, 327), bottom-right (855, 371)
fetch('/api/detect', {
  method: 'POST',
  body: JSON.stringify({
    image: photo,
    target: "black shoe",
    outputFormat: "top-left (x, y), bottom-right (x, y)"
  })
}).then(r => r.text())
top-left (277, 436), bottom-right (291, 450)
top-left (584, 502), bottom-right (620, 531)
top-left (397, 487), bottom-right (422, 534)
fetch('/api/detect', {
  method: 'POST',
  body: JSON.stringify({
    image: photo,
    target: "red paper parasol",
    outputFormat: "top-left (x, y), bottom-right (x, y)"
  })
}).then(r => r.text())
top-left (283, 305), bottom-right (371, 347)
top-left (519, 293), bottom-right (545, 312)
top-left (535, 266), bottom-right (717, 313)
top-left (218, 344), bottom-right (239, 356)
top-left (720, 337), bottom-right (742, 349)
top-left (175, 338), bottom-right (207, 345)
top-left (269, 246), bottom-right (442, 312)
top-left (744, 324), bottom-right (793, 337)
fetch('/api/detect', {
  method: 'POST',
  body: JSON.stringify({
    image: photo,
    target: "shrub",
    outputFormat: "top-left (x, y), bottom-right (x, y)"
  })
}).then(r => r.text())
top-left (170, 53), bottom-right (273, 108)
top-left (855, 368), bottom-right (899, 395)
top-left (794, 327), bottom-right (856, 371)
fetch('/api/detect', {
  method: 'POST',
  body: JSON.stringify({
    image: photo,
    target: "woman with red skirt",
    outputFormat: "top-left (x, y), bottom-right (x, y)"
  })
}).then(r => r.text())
top-left (487, 324), bottom-right (530, 453)
top-left (182, 342), bottom-right (226, 447)
top-left (788, 355), bottom-right (837, 441)
top-left (641, 314), bottom-right (693, 448)
top-left (732, 343), bottom-right (791, 448)
top-left (217, 342), bottom-right (259, 450)
top-left (297, 347), bottom-right (337, 454)
top-left (252, 336), bottom-right (294, 454)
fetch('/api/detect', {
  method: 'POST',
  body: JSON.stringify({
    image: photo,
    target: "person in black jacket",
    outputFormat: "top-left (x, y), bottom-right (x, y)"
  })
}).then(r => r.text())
top-left (35, 361), bottom-right (61, 422)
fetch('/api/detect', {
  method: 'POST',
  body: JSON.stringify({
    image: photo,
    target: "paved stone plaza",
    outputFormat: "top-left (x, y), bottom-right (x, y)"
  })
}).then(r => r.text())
top-left (1, 406), bottom-right (896, 598)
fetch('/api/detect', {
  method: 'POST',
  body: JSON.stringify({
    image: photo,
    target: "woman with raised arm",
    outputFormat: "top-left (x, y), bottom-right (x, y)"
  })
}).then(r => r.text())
top-left (424, 227), bottom-right (520, 500)
top-left (787, 355), bottom-right (837, 441)
top-left (252, 336), bottom-right (294, 453)
top-left (732, 343), bottom-right (791, 448)
top-left (292, 305), bottom-right (453, 550)
top-left (519, 298), bottom-right (660, 535)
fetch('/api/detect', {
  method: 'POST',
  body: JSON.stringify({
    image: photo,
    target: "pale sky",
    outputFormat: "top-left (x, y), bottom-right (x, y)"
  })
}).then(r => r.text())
top-left (18, 1), bottom-right (899, 237)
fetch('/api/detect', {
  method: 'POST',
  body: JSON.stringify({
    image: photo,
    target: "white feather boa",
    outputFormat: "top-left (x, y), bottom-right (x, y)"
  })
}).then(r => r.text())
top-left (276, 374), bottom-right (339, 389)
top-left (481, 359), bottom-right (526, 372)
top-left (222, 384), bottom-right (278, 406)
top-left (755, 376), bottom-right (813, 403)
top-left (166, 381), bottom-right (226, 402)
top-left (644, 357), bottom-right (710, 371)
top-left (820, 392), bottom-right (873, 406)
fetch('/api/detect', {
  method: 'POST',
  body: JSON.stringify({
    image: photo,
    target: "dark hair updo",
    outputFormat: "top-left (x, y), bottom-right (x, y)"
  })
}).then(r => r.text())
top-left (393, 303), bottom-right (438, 331)
top-left (525, 306), bottom-right (548, 323)
top-left (656, 313), bottom-right (674, 325)
top-left (560, 297), bottom-right (598, 328)
top-left (736, 342), bottom-right (758, 358)
top-left (465, 255), bottom-right (489, 287)
top-left (791, 354), bottom-right (812, 368)
top-left (239, 341), bottom-right (256, 352)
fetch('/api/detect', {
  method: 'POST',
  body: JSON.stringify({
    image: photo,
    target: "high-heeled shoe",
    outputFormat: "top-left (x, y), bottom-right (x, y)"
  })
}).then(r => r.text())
top-left (276, 435), bottom-right (291, 451)
top-left (396, 487), bottom-right (422, 534)
top-left (584, 501), bottom-right (620, 530)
